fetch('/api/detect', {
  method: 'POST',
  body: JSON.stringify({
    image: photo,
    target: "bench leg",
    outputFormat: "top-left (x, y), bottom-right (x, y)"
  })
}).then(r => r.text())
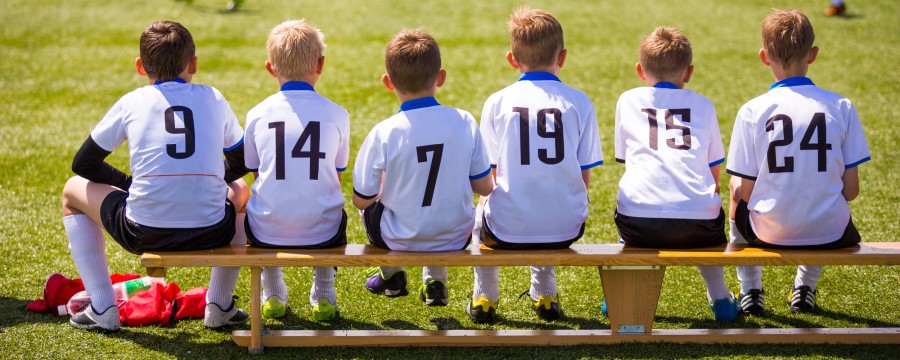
top-left (598, 265), bottom-right (665, 334)
top-left (249, 266), bottom-right (263, 354)
top-left (146, 267), bottom-right (167, 278)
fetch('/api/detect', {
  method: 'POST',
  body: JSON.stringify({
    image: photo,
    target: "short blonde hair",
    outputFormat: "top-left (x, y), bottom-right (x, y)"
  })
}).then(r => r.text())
top-left (508, 6), bottom-right (564, 69)
top-left (762, 9), bottom-right (815, 68)
top-left (639, 26), bottom-right (692, 79)
top-left (384, 29), bottom-right (441, 94)
top-left (266, 20), bottom-right (326, 80)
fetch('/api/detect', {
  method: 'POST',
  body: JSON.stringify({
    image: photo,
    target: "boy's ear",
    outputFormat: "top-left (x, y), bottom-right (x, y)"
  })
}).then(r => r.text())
top-left (556, 48), bottom-right (567, 69)
top-left (759, 48), bottom-right (771, 66)
top-left (265, 60), bottom-right (278, 78)
top-left (506, 51), bottom-right (520, 70)
top-left (635, 62), bottom-right (646, 81)
top-left (683, 65), bottom-right (694, 83)
top-left (135, 57), bottom-right (148, 77)
top-left (807, 46), bottom-right (819, 64)
top-left (435, 69), bottom-right (447, 88)
top-left (316, 56), bottom-right (325, 75)
top-left (381, 73), bottom-right (395, 91)
top-left (187, 56), bottom-right (197, 75)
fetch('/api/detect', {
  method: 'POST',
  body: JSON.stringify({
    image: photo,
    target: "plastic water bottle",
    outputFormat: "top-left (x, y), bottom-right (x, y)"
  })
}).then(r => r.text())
top-left (57, 277), bottom-right (165, 316)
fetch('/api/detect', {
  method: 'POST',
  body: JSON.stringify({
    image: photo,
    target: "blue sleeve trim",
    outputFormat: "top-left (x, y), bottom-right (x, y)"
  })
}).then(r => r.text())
top-left (224, 136), bottom-right (244, 151)
top-left (336, 167), bottom-right (347, 172)
top-left (845, 156), bottom-right (870, 169)
top-left (353, 188), bottom-right (378, 200)
top-left (580, 160), bottom-right (603, 170)
top-left (726, 169), bottom-right (757, 181)
top-left (709, 158), bottom-right (725, 167)
top-left (469, 167), bottom-right (492, 180)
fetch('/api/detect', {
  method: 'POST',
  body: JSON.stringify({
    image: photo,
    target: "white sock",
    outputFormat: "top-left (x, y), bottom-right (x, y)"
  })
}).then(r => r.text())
top-left (261, 267), bottom-right (287, 302)
top-left (729, 219), bottom-right (744, 243)
top-left (379, 266), bottom-right (405, 278)
top-left (473, 266), bottom-right (500, 302)
top-left (232, 213), bottom-right (248, 245)
top-left (795, 265), bottom-right (823, 291)
top-left (310, 266), bottom-right (337, 306)
top-left (64, 214), bottom-right (116, 311)
top-left (530, 266), bottom-right (557, 299)
top-left (207, 267), bottom-right (240, 308)
top-left (422, 266), bottom-right (448, 284)
top-left (736, 265), bottom-right (763, 294)
top-left (697, 266), bottom-right (730, 303)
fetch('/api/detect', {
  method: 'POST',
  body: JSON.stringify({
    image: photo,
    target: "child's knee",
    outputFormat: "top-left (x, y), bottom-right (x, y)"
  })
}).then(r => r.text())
top-left (61, 176), bottom-right (87, 214)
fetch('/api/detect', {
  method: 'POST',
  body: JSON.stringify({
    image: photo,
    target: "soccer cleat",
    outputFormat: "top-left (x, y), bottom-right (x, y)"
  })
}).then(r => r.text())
top-left (261, 295), bottom-right (286, 319)
top-left (531, 294), bottom-right (562, 321)
top-left (466, 293), bottom-right (497, 324)
top-left (824, 3), bottom-right (846, 16)
top-left (789, 285), bottom-right (817, 313)
top-left (601, 297), bottom-right (608, 316)
top-left (311, 298), bottom-right (338, 321)
top-left (204, 296), bottom-right (249, 328)
top-left (417, 280), bottom-right (449, 306)
top-left (364, 267), bottom-right (409, 297)
top-left (710, 294), bottom-right (740, 322)
top-left (737, 289), bottom-right (766, 316)
top-left (69, 304), bottom-right (120, 332)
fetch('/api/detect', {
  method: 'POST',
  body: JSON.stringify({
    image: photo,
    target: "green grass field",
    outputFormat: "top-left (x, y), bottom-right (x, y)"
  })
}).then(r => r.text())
top-left (1, 0), bottom-right (898, 358)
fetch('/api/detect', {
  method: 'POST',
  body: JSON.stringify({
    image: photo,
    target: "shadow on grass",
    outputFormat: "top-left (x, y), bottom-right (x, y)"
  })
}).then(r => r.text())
top-left (0, 297), bottom-right (69, 329)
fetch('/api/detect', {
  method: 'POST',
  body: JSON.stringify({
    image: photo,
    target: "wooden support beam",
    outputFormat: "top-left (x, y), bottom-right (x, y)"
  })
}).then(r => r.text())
top-left (231, 328), bottom-right (900, 347)
top-left (145, 267), bottom-right (166, 278)
top-left (249, 267), bottom-right (262, 355)
top-left (598, 265), bottom-right (666, 334)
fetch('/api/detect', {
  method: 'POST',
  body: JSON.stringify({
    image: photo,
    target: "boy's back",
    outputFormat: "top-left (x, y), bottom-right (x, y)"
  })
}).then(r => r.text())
top-left (481, 74), bottom-right (602, 242)
top-left (244, 85), bottom-right (350, 244)
top-left (355, 100), bottom-right (489, 250)
top-left (727, 79), bottom-right (869, 244)
top-left (615, 85), bottom-right (723, 219)
top-left (92, 80), bottom-right (243, 228)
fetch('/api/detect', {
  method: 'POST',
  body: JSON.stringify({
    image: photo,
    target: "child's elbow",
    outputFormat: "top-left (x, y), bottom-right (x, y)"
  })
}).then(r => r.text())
top-left (842, 187), bottom-right (859, 202)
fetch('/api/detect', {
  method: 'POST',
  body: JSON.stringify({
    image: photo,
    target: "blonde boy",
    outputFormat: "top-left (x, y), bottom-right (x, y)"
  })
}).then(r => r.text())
top-left (60, 21), bottom-right (250, 331)
top-left (242, 20), bottom-right (350, 321)
top-left (471, 7), bottom-right (603, 323)
top-left (613, 27), bottom-right (737, 322)
top-left (727, 10), bottom-right (869, 315)
top-left (352, 30), bottom-right (493, 307)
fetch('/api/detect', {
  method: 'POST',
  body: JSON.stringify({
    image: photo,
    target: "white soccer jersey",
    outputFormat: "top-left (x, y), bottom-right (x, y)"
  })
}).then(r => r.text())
top-left (353, 97), bottom-right (492, 251)
top-left (90, 79), bottom-right (244, 228)
top-left (480, 72), bottom-right (603, 243)
top-left (243, 82), bottom-right (350, 246)
top-left (727, 77), bottom-right (870, 246)
top-left (615, 83), bottom-right (725, 220)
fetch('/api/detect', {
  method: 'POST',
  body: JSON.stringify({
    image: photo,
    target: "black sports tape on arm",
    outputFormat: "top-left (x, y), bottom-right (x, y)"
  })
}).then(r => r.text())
top-left (223, 142), bottom-right (250, 183)
top-left (72, 136), bottom-right (132, 190)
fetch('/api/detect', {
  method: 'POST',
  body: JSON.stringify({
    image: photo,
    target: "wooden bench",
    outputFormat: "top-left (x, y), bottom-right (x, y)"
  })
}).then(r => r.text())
top-left (141, 242), bottom-right (900, 354)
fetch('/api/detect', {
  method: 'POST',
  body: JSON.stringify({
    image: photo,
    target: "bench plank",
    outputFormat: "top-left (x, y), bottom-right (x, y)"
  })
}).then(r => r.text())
top-left (141, 242), bottom-right (900, 268)
top-left (232, 328), bottom-right (900, 346)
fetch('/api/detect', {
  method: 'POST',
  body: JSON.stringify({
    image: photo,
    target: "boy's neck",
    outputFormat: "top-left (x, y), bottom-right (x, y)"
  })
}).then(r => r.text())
top-left (771, 64), bottom-right (809, 81)
top-left (277, 73), bottom-right (319, 87)
top-left (395, 89), bottom-right (437, 103)
top-left (519, 66), bottom-right (560, 76)
top-left (644, 76), bottom-right (684, 89)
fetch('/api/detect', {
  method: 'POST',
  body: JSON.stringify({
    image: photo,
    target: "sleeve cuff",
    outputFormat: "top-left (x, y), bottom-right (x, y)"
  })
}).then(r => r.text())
top-left (726, 169), bottom-right (757, 181)
top-left (580, 160), bottom-right (604, 170)
top-left (845, 156), bottom-right (870, 169)
top-left (353, 188), bottom-right (377, 200)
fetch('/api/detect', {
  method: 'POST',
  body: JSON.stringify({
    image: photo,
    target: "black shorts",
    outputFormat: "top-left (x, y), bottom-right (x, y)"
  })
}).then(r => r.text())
top-left (614, 208), bottom-right (727, 249)
top-left (246, 210), bottom-right (348, 249)
top-left (100, 190), bottom-right (237, 255)
top-left (480, 212), bottom-right (583, 250)
top-left (362, 201), bottom-right (471, 251)
top-left (734, 200), bottom-right (861, 250)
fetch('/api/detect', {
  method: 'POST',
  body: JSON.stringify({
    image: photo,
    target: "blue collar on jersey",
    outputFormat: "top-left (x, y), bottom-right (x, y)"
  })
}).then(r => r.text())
top-left (518, 72), bottom-right (561, 82)
top-left (281, 81), bottom-right (315, 92)
top-left (399, 96), bottom-right (440, 112)
top-left (153, 78), bottom-right (187, 85)
top-left (653, 82), bottom-right (679, 89)
top-left (769, 76), bottom-right (815, 90)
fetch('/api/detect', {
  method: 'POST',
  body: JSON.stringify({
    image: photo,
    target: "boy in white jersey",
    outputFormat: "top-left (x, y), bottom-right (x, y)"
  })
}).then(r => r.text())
top-left (60, 21), bottom-right (251, 331)
top-left (613, 27), bottom-right (738, 322)
top-left (352, 30), bottom-right (494, 307)
top-left (242, 20), bottom-right (350, 322)
top-left (469, 7), bottom-right (603, 324)
top-left (727, 9), bottom-right (869, 315)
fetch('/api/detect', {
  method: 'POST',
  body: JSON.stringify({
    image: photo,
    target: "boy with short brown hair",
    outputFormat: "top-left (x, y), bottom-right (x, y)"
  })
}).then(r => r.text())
top-left (727, 9), bottom-right (870, 315)
top-left (353, 30), bottom-right (493, 307)
top-left (61, 21), bottom-right (250, 331)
